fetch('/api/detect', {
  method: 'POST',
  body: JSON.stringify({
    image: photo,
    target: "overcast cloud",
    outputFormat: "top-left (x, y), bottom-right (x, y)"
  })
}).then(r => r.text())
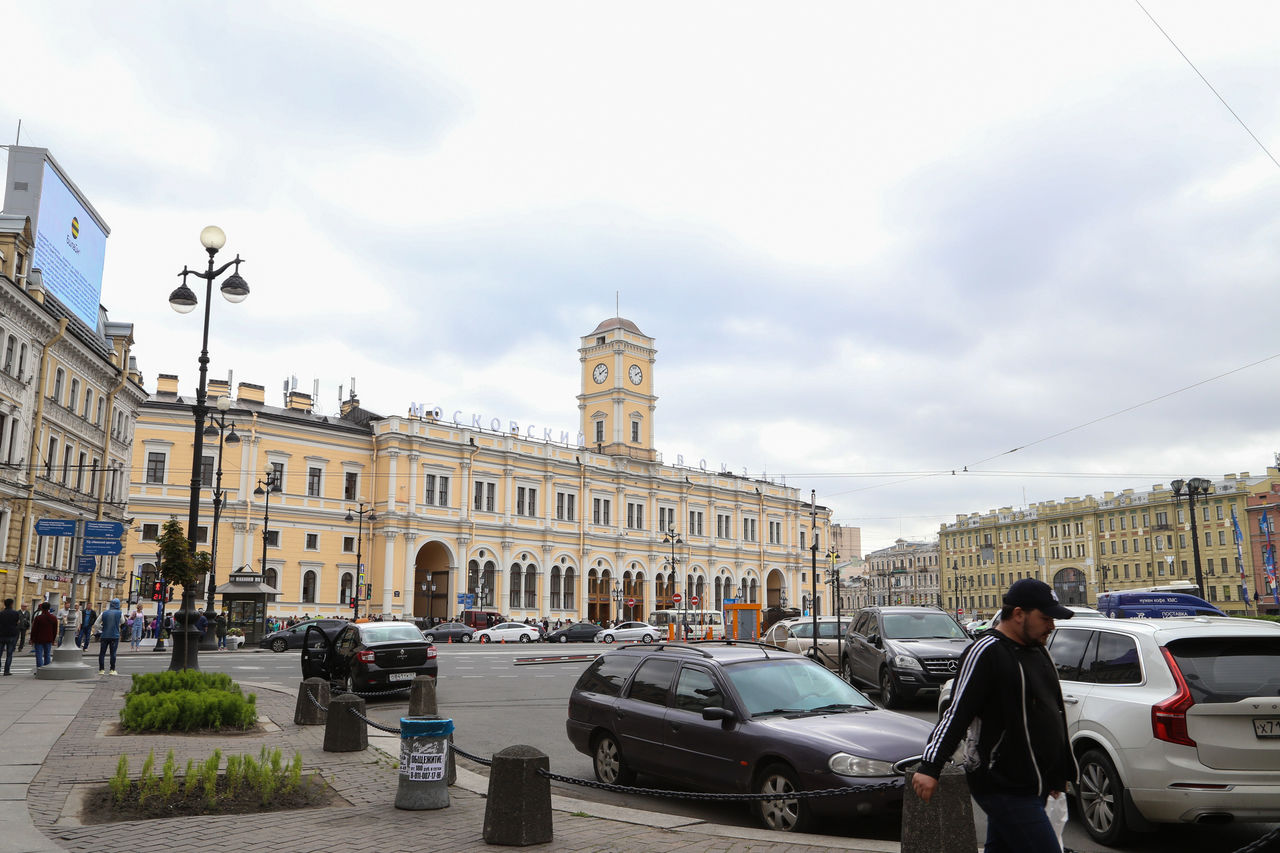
top-left (4, 1), bottom-right (1280, 554)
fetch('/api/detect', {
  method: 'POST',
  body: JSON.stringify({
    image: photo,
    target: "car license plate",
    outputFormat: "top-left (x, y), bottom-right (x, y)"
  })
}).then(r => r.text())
top-left (388, 672), bottom-right (416, 682)
top-left (1254, 718), bottom-right (1280, 738)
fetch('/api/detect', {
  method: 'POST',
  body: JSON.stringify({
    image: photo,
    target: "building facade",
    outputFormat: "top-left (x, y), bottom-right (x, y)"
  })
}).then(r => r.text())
top-left (127, 318), bottom-right (835, 623)
top-left (940, 470), bottom-right (1280, 618)
top-left (0, 214), bottom-right (146, 610)
top-left (863, 538), bottom-right (941, 609)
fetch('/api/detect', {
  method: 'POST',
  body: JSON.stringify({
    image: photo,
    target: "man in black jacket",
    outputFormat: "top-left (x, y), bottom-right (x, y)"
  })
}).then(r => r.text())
top-left (912, 579), bottom-right (1076, 852)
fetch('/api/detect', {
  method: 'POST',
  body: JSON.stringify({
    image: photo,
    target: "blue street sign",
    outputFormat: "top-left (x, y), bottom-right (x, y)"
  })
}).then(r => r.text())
top-left (456, 593), bottom-right (475, 607)
top-left (76, 555), bottom-right (96, 573)
top-left (35, 518), bottom-right (77, 537)
top-left (83, 520), bottom-right (124, 538)
top-left (723, 598), bottom-right (737, 605)
top-left (82, 538), bottom-right (123, 556)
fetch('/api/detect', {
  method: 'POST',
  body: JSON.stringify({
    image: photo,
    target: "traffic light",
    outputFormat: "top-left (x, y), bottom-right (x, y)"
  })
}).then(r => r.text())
top-left (167, 585), bottom-right (175, 602)
top-left (150, 581), bottom-right (165, 601)
top-left (365, 583), bottom-right (373, 599)
top-left (348, 599), bottom-right (356, 609)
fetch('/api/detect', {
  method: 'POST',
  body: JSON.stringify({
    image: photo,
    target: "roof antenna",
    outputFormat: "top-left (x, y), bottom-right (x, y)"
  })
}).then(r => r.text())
top-left (15, 118), bottom-right (21, 145)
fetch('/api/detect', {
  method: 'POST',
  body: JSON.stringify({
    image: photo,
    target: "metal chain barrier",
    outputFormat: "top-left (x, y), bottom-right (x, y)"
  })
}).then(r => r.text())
top-left (451, 744), bottom-right (494, 766)
top-left (1231, 825), bottom-right (1280, 853)
top-left (346, 703), bottom-right (403, 735)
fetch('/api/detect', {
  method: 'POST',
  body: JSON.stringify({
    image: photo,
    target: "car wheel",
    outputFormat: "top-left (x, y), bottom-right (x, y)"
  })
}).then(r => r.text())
top-left (603, 634), bottom-right (615, 643)
top-left (754, 763), bottom-right (812, 833)
top-left (423, 634), bottom-right (435, 643)
top-left (559, 635), bottom-right (568, 643)
top-left (1078, 748), bottom-right (1130, 846)
top-left (479, 635), bottom-right (490, 643)
top-left (879, 667), bottom-right (902, 709)
top-left (271, 638), bottom-right (287, 653)
top-left (592, 732), bottom-right (636, 786)
top-left (519, 634), bottom-right (530, 643)
top-left (842, 657), bottom-right (856, 685)
top-left (641, 634), bottom-right (653, 644)
top-left (461, 633), bottom-right (472, 643)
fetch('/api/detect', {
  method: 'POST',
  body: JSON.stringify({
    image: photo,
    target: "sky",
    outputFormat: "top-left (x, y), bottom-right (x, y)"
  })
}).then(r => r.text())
top-left (4, 1), bottom-right (1280, 556)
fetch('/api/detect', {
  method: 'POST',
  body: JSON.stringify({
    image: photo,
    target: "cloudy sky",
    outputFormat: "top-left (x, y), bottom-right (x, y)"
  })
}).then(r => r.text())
top-left (4, 1), bottom-right (1280, 555)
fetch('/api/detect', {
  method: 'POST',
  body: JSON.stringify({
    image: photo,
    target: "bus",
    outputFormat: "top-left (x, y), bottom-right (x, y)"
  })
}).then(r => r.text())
top-left (647, 609), bottom-right (725, 640)
top-left (1095, 590), bottom-right (1226, 619)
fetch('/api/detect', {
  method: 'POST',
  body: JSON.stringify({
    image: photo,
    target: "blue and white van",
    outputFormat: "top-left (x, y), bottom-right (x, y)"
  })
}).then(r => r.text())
top-left (1095, 590), bottom-right (1226, 618)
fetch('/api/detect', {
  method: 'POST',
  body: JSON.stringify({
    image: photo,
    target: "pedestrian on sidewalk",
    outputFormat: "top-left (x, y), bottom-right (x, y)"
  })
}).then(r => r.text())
top-left (913, 579), bottom-right (1076, 853)
top-left (94, 598), bottom-right (124, 675)
top-left (31, 602), bottom-right (58, 669)
top-left (77, 602), bottom-right (98, 650)
top-left (17, 603), bottom-right (31, 652)
top-left (129, 609), bottom-right (144, 650)
top-left (0, 598), bottom-right (20, 675)
top-left (215, 611), bottom-right (227, 649)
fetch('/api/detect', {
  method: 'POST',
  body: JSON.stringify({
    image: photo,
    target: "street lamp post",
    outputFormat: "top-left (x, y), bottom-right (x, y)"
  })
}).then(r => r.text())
top-left (662, 529), bottom-right (683, 639)
top-left (824, 547), bottom-right (841, 666)
top-left (253, 468), bottom-right (280, 609)
top-left (166, 225), bottom-right (250, 671)
top-left (809, 490), bottom-right (819, 653)
top-left (1172, 478), bottom-right (1213, 600)
top-left (345, 500), bottom-right (376, 620)
top-left (153, 550), bottom-right (167, 653)
top-left (611, 581), bottom-right (623, 625)
top-left (951, 561), bottom-right (960, 622)
top-left (200, 395), bottom-right (239, 650)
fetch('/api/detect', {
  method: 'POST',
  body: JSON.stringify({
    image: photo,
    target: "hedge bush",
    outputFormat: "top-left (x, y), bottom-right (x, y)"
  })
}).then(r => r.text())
top-left (120, 671), bottom-right (257, 732)
top-left (128, 671), bottom-right (238, 695)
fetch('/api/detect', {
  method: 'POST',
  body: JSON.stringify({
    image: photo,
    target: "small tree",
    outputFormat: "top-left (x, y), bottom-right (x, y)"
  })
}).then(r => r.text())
top-left (157, 518), bottom-right (197, 589)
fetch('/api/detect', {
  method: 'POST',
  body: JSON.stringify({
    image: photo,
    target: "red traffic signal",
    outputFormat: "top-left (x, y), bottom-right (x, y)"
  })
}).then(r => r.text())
top-left (348, 599), bottom-right (357, 609)
top-left (150, 581), bottom-right (165, 601)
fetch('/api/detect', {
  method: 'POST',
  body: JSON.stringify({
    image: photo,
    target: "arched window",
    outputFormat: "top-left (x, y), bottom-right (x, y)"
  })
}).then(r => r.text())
top-left (340, 573), bottom-right (353, 604)
top-left (83, 387), bottom-right (93, 418)
top-left (509, 563), bottom-right (522, 609)
top-left (714, 576), bottom-right (723, 610)
top-left (550, 566), bottom-right (562, 610)
top-left (749, 578), bottom-right (758, 604)
top-left (483, 560), bottom-right (496, 608)
top-left (69, 378), bottom-right (79, 411)
top-left (302, 570), bottom-right (317, 603)
top-left (263, 568), bottom-right (278, 598)
top-left (17, 343), bottom-right (26, 376)
top-left (3, 336), bottom-right (14, 373)
top-left (564, 567), bottom-right (576, 609)
top-left (695, 576), bottom-right (705, 602)
top-left (95, 397), bottom-right (105, 426)
top-left (524, 565), bottom-right (536, 609)
top-left (52, 368), bottom-right (64, 404)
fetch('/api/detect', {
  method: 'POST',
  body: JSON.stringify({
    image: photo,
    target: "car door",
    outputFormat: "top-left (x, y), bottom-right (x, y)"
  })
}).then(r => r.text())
top-left (848, 612), bottom-right (878, 687)
top-left (1047, 627), bottom-right (1096, 734)
top-left (616, 657), bottom-right (679, 778)
top-left (663, 664), bottom-right (748, 791)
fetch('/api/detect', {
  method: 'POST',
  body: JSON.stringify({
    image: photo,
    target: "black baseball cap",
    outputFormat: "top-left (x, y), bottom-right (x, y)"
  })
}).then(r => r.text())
top-left (1003, 579), bottom-right (1074, 619)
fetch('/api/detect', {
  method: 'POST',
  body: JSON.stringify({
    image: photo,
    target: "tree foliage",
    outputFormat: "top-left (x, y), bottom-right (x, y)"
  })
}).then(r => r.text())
top-left (157, 518), bottom-right (198, 587)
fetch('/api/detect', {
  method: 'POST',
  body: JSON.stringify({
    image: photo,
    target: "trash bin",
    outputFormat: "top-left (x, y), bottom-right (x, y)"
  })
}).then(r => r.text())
top-left (395, 716), bottom-right (454, 810)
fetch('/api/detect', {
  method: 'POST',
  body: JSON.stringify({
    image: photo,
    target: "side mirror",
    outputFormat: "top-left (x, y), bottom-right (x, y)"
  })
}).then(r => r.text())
top-left (702, 706), bottom-right (737, 723)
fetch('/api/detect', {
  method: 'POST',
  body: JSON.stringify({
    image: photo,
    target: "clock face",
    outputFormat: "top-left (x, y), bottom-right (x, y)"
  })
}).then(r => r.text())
top-left (629, 365), bottom-right (643, 385)
top-left (593, 363), bottom-right (609, 384)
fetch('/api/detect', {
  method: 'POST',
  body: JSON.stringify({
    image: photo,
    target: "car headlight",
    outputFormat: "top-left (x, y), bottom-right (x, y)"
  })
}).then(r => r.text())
top-left (829, 752), bottom-right (897, 777)
top-left (890, 654), bottom-right (923, 671)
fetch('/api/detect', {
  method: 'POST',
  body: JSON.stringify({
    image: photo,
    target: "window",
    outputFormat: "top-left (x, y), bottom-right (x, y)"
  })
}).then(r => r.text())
top-left (2, 335), bottom-right (13, 373)
top-left (76, 451), bottom-right (86, 490)
top-left (688, 510), bottom-right (704, 536)
top-left (435, 475), bottom-right (449, 507)
top-left (68, 378), bottom-right (79, 411)
top-left (95, 397), bottom-right (105, 426)
top-left (83, 387), bottom-right (93, 419)
top-left (626, 501), bottom-right (644, 530)
top-left (673, 667), bottom-right (725, 713)
top-left (595, 420), bottom-right (604, 444)
top-left (473, 482), bottom-right (495, 512)
top-left (716, 513), bottom-right (732, 539)
top-left (658, 506), bottom-right (674, 532)
top-left (768, 521), bottom-right (782, 544)
top-left (423, 474), bottom-right (435, 504)
top-left (305, 533), bottom-right (319, 550)
top-left (593, 497), bottom-right (611, 525)
top-left (743, 518), bottom-right (757, 542)
top-left (1091, 632), bottom-right (1141, 684)
top-left (265, 530), bottom-right (280, 548)
top-left (516, 486), bottom-right (537, 517)
top-left (576, 655), bottom-right (639, 697)
top-left (270, 461), bottom-right (284, 492)
top-left (201, 455), bottom-right (214, 487)
top-left (1218, 530), bottom-right (1227, 546)
top-left (509, 565), bottom-right (522, 609)
top-left (195, 526), bottom-right (209, 544)
top-left (52, 368), bottom-right (64, 404)
top-left (90, 456), bottom-right (99, 494)
top-left (45, 437), bottom-right (57, 478)
top-left (631, 420), bottom-right (640, 442)
top-left (626, 658), bottom-right (678, 706)
top-left (301, 570), bottom-right (316, 604)
top-left (307, 467), bottom-right (322, 497)
top-left (424, 474), bottom-right (450, 507)
top-left (62, 444), bottom-right (73, 483)
top-left (556, 492), bottom-right (576, 521)
top-left (146, 451), bottom-right (166, 484)
top-left (343, 535), bottom-right (355, 553)
top-left (344, 472), bottom-right (358, 501)
top-left (141, 523), bottom-right (160, 541)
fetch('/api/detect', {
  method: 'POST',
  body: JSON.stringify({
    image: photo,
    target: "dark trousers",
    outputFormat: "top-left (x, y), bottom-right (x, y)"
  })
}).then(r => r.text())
top-left (1, 636), bottom-right (15, 674)
top-left (18, 627), bottom-right (27, 651)
top-left (98, 637), bottom-right (119, 671)
top-left (970, 790), bottom-right (1062, 853)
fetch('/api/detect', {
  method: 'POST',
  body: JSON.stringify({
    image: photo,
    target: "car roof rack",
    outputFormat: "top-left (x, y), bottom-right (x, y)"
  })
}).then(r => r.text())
top-left (686, 639), bottom-right (789, 658)
top-left (649, 643), bottom-right (715, 657)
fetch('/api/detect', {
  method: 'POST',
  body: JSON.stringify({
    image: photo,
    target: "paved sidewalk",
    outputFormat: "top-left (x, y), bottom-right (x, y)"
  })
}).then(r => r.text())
top-left (0, 664), bottom-right (907, 853)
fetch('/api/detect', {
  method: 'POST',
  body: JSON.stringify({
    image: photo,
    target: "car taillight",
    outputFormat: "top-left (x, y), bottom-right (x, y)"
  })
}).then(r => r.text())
top-left (1152, 646), bottom-right (1196, 747)
top-left (356, 650), bottom-right (375, 663)
top-left (427, 646), bottom-right (437, 659)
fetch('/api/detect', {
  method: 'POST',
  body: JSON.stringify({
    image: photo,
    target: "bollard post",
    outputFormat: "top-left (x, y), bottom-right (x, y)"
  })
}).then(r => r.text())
top-left (395, 716), bottom-right (454, 810)
top-left (408, 675), bottom-right (438, 715)
top-left (901, 766), bottom-right (977, 853)
top-left (294, 678), bottom-right (329, 726)
top-left (323, 692), bottom-right (368, 752)
top-left (483, 745), bottom-right (553, 846)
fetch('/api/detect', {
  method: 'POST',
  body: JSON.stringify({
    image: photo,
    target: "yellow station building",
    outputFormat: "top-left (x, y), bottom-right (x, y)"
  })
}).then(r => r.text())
top-left (127, 318), bottom-right (833, 624)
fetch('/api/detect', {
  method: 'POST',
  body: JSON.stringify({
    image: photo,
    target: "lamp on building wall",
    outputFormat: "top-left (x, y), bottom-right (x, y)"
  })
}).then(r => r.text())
top-left (1171, 477), bottom-right (1212, 600)
top-left (168, 225), bottom-right (250, 672)
top-left (199, 394), bottom-right (239, 650)
top-left (344, 498), bottom-right (376, 620)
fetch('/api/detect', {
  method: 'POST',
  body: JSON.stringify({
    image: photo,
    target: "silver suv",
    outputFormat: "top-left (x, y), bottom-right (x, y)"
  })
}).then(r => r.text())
top-left (1047, 616), bottom-right (1280, 845)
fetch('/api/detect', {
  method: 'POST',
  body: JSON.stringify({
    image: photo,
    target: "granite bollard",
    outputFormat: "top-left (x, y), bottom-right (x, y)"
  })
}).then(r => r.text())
top-left (323, 692), bottom-right (368, 752)
top-left (483, 745), bottom-right (553, 846)
top-left (294, 678), bottom-right (329, 726)
top-left (901, 765), bottom-right (977, 853)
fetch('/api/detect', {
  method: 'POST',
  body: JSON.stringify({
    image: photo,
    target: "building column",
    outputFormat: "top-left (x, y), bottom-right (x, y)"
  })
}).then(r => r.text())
top-left (402, 533), bottom-right (418, 618)
top-left (407, 453), bottom-right (419, 515)
top-left (386, 450), bottom-right (400, 513)
top-left (381, 530), bottom-right (397, 616)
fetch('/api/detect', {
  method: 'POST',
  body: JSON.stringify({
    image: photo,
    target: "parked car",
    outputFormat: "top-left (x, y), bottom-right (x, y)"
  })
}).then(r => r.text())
top-left (761, 616), bottom-right (848, 669)
top-left (1047, 615), bottom-right (1280, 845)
top-left (474, 621), bottom-right (541, 643)
top-left (596, 621), bottom-right (661, 644)
top-left (566, 642), bottom-right (934, 833)
top-left (260, 618), bottom-right (348, 652)
top-left (303, 621), bottom-right (438, 695)
top-left (840, 606), bottom-right (973, 708)
top-left (546, 622), bottom-right (603, 643)
top-left (417, 620), bottom-right (475, 643)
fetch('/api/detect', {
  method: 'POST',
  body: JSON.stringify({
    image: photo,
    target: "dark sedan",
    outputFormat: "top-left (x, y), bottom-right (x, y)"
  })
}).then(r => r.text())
top-left (417, 621), bottom-right (475, 643)
top-left (306, 622), bottom-right (438, 695)
top-left (567, 643), bottom-right (933, 833)
top-left (546, 622), bottom-right (602, 643)
top-left (259, 618), bottom-right (347, 652)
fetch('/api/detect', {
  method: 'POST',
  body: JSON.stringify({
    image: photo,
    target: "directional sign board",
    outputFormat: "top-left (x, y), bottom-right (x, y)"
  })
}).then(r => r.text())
top-left (76, 555), bottom-right (96, 574)
top-left (723, 598), bottom-right (737, 605)
top-left (457, 593), bottom-right (475, 607)
top-left (83, 520), bottom-right (124, 538)
top-left (82, 538), bottom-right (123, 556)
top-left (35, 518), bottom-right (77, 537)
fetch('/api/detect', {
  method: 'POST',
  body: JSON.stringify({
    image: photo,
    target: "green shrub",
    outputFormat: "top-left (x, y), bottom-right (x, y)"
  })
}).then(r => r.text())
top-left (120, 688), bottom-right (257, 732)
top-left (128, 670), bottom-right (238, 696)
top-left (159, 751), bottom-right (178, 800)
top-left (109, 755), bottom-right (130, 806)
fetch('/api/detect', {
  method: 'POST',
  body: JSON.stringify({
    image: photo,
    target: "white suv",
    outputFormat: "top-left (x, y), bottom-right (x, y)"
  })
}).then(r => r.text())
top-left (1046, 616), bottom-right (1280, 845)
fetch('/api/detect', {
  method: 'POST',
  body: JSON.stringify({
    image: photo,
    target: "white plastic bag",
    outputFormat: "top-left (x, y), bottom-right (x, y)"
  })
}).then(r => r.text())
top-left (1045, 793), bottom-right (1069, 849)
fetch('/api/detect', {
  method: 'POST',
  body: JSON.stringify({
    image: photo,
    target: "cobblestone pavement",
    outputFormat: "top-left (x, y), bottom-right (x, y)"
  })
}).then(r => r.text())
top-left (20, 678), bottom-right (899, 853)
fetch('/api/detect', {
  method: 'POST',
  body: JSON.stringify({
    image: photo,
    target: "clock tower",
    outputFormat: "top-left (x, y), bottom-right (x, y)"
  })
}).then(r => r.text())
top-left (578, 317), bottom-right (657, 460)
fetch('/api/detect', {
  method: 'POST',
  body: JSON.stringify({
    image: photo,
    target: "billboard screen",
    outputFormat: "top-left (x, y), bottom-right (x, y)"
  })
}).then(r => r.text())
top-left (32, 160), bottom-right (107, 329)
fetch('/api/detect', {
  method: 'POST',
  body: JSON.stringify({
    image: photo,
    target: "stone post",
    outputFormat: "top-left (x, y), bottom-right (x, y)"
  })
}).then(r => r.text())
top-left (483, 745), bottom-right (553, 846)
top-left (901, 766), bottom-right (977, 853)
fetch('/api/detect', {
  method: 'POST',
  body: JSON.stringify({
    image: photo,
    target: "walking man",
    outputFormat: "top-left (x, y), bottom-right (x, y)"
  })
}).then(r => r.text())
top-left (77, 601), bottom-right (98, 650)
top-left (912, 579), bottom-right (1077, 852)
top-left (95, 598), bottom-right (124, 675)
top-left (0, 599), bottom-right (19, 675)
top-left (17, 603), bottom-right (31, 652)
top-left (31, 602), bottom-right (58, 669)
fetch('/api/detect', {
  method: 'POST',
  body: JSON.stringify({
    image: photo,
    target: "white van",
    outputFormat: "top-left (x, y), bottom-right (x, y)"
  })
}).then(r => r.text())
top-left (647, 608), bottom-right (725, 640)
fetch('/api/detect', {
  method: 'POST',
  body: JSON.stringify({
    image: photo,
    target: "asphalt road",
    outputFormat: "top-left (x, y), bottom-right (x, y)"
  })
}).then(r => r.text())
top-left (69, 642), bottom-right (1279, 852)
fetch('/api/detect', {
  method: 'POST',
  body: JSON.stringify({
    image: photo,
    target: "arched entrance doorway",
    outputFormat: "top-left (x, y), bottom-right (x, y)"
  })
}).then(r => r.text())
top-left (766, 569), bottom-right (785, 608)
top-left (1053, 567), bottom-right (1087, 606)
top-left (413, 541), bottom-right (452, 621)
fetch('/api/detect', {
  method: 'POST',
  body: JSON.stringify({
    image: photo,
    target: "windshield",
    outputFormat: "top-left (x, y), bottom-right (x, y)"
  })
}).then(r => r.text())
top-left (789, 621), bottom-right (846, 639)
top-left (361, 624), bottom-right (425, 644)
top-left (724, 659), bottom-right (876, 717)
top-left (882, 612), bottom-right (967, 640)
